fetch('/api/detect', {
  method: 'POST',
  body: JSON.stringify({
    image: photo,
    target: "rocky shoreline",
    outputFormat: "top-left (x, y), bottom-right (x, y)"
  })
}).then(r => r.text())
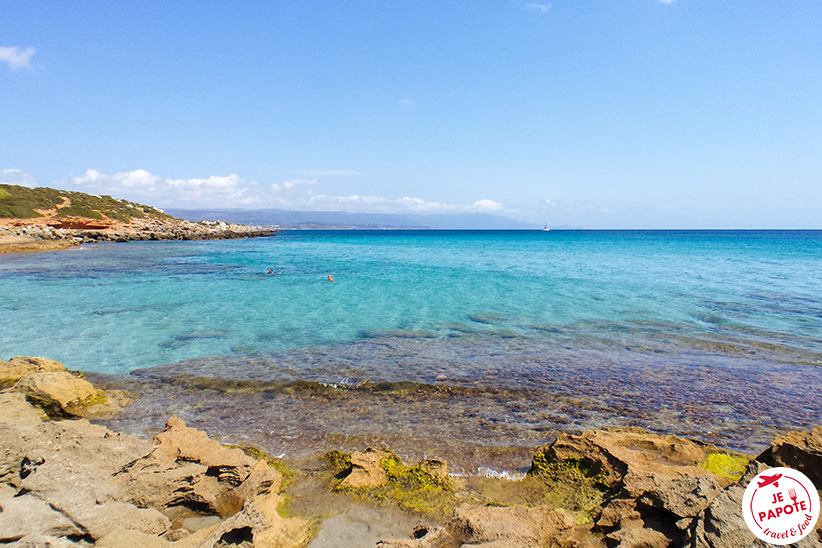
top-left (0, 356), bottom-right (820, 548)
top-left (0, 219), bottom-right (275, 254)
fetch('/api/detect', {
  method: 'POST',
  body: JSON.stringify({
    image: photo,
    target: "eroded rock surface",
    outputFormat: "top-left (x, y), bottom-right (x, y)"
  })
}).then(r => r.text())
top-left (530, 428), bottom-right (738, 548)
top-left (379, 504), bottom-right (579, 548)
top-left (0, 397), bottom-right (309, 547)
top-left (693, 428), bottom-right (822, 548)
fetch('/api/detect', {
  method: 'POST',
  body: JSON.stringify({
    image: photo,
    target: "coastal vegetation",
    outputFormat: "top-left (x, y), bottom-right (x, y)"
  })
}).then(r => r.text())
top-left (0, 183), bottom-right (274, 253)
top-left (0, 183), bottom-right (170, 222)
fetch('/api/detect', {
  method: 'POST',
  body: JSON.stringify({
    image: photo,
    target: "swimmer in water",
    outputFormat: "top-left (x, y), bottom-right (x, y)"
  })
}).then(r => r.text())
top-left (268, 268), bottom-right (274, 274)
top-left (327, 275), bottom-right (334, 282)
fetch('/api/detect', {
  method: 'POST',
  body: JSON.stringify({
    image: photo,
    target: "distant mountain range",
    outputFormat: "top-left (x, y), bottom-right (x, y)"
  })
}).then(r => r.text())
top-left (165, 208), bottom-right (536, 229)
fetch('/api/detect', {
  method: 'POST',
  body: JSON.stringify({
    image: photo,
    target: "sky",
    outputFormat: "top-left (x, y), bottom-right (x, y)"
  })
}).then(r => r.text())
top-left (2, 1), bottom-right (821, 228)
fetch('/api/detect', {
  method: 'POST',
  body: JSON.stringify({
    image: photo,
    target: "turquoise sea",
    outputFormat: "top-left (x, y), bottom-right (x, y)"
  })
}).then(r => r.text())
top-left (2, 230), bottom-right (821, 472)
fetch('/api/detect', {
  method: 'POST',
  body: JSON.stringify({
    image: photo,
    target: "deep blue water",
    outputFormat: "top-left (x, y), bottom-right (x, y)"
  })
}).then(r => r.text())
top-left (2, 230), bottom-right (821, 467)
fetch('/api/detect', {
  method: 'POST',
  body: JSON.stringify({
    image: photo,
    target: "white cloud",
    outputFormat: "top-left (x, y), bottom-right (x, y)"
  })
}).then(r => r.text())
top-left (282, 178), bottom-right (317, 190)
top-left (658, 0), bottom-right (675, 3)
top-left (74, 168), bottom-right (160, 189)
top-left (473, 199), bottom-right (503, 212)
top-left (64, 169), bottom-right (251, 208)
top-left (398, 98), bottom-right (416, 107)
top-left (0, 168), bottom-right (38, 188)
top-left (0, 46), bottom-right (36, 70)
top-left (54, 167), bottom-right (512, 216)
top-left (399, 196), bottom-right (458, 212)
top-left (522, 2), bottom-right (551, 14)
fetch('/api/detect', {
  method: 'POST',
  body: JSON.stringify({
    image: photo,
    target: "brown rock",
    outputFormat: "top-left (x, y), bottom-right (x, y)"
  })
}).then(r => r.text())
top-left (152, 416), bottom-right (257, 486)
top-left (339, 448), bottom-right (391, 489)
top-left (757, 425), bottom-right (822, 486)
top-left (0, 491), bottom-right (83, 541)
top-left (531, 428), bottom-right (730, 548)
top-left (418, 459), bottom-right (450, 485)
top-left (452, 504), bottom-right (575, 547)
top-left (0, 410), bottom-right (310, 547)
top-left (96, 526), bottom-right (176, 548)
top-left (8, 533), bottom-right (82, 548)
top-left (0, 356), bottom-right (65, 386)
top-left (0, 392), bottom-right (46, 425)
top-left (12, 371), bottom-right (97, 418)
top-left (692, 460), bottom-right (771, 548)
top-left (380, 505), bottom-right (577, 548)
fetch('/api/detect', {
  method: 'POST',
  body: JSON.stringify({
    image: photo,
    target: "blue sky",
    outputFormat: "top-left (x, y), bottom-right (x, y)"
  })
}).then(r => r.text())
top-left (2, 1), bottom-right (821, 228)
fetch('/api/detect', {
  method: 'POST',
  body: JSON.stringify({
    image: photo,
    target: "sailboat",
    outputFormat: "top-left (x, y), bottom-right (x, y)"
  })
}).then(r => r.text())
top-left (542, 222), bottom-right (551, 232)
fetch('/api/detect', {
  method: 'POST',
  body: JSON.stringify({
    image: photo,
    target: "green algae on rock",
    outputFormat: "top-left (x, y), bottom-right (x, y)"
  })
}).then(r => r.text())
top-left (326, 448), bottom-right (457, 518)
top-left (699, 452), bottom-right (750, 481)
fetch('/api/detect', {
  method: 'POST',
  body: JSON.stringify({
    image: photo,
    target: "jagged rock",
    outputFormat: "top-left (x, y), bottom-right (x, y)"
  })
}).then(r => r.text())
top-left (693, 426), bottom-right (822, 548)
top-left (0, 409), bottom-right (310, 547)
top-left (757, 426), bottom-right (822, 486)
top-left (692, 460), bottom-right (771, 548)
top-left (117, 417), bottom-right (264, 516)
top-left (152, 416), bottom-right (257, 486)
top-left (12, 371), bottom-right (98, 418)
top-left (0, 417), bottom-right (170, 541)
top-left (339, 448), bottom-right (391, 489)
top-left (531, 428), bottom-right (731, 548)
top-left (2, 218), bottom-right (274, 254)
top-left (0, 356), bottom-right (66, 386)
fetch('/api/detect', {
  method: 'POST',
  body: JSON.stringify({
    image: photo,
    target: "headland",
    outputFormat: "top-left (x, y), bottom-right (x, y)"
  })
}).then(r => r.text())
top-left (0, 184), bottom-right (274, 254)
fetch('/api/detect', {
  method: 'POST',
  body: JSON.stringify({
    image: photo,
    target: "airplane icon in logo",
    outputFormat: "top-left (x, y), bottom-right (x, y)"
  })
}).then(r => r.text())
top-left (757, 473), bottom-right (782, 488)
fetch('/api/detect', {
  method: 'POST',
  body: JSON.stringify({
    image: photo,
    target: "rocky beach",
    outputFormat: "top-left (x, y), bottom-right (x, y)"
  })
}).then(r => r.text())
top-left (0, 219), bottom-right (275, 254)
top-left (1, 355), bottom-right (819, 548)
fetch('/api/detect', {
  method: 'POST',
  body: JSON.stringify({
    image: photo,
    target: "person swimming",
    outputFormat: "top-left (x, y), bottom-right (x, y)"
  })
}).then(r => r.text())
top-left (268, 268), bottom-right (274, 274)
top-left (327, 275), bottom-right (334, 282)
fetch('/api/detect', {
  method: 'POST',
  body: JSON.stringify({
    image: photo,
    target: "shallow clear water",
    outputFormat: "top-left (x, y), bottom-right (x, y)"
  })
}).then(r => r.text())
top-left (3, 230), bottom-right (821, 372)
top-left (3, 230), bottom-right (821, 470)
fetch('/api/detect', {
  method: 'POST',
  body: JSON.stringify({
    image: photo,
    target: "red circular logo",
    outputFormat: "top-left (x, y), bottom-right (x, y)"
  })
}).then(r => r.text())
top-left (742, 467), bottom-right (820, 545)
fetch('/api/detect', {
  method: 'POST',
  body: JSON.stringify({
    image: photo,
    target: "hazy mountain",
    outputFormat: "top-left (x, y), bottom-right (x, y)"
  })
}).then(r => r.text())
top-left (165, 208), bottom-right (535, 229)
